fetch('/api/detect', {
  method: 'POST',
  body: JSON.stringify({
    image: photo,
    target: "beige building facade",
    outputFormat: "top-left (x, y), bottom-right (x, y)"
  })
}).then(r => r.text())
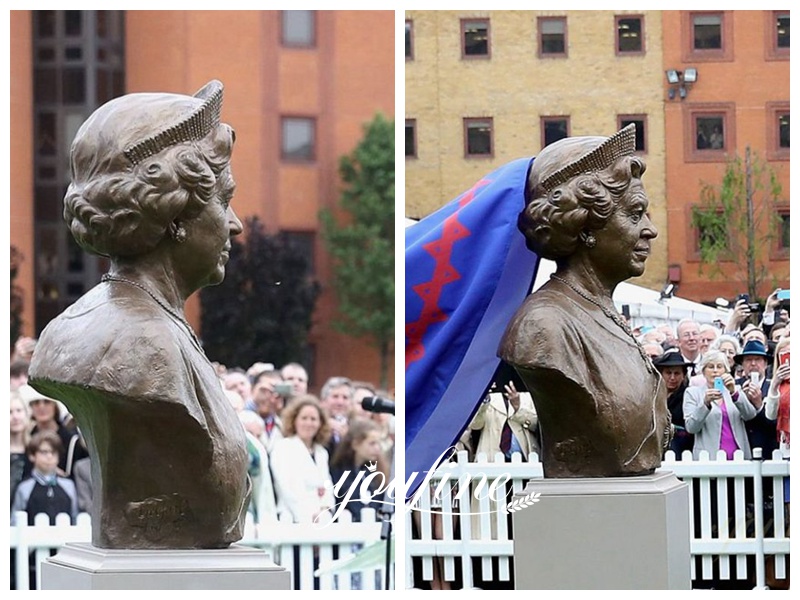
top-left (406, 10), bottom-right (668, 289)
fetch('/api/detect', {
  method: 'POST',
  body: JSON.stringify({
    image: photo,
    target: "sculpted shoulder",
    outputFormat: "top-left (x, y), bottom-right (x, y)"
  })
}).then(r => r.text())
top-left (29, 283), bottom-right (191, 402)
top-left (499, 286), bottom-right (581, 369)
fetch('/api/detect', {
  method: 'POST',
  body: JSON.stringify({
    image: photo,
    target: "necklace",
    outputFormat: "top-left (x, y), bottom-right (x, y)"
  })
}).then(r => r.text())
top-left (101, 274), bottom-right (203, 351)
top-left (550, 274), bottom-right (655, 375)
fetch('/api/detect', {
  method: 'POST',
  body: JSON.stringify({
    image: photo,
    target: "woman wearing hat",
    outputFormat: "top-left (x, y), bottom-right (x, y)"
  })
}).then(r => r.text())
top-left (28, 81), bottom-right (249, 549)
top-left (683, 350), bottom-right (758, 459)
top-left (500, 125), bottom-right (670, 478)
top-left (652, 349), bottom-right (694, 458)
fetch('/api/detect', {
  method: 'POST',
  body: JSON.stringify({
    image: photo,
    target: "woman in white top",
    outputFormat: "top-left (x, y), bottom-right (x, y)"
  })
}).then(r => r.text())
top-left (271, 395), bottom-right (334, 523)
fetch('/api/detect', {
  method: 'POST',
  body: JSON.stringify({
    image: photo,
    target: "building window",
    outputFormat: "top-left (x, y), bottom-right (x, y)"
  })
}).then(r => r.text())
top-left (32, 10), bottom-right (125, 334)
top-left (464, 118), bottom-right (493, 157)
top-left (538, 17), bottom-right (567, 57)
top-left (461, 19), bottom-right (489, 58)
top-left (541, 117), bottom-right (569, 148)
top-left (618, 115), bottom-right (647, 153)
top-left (693, 14), bottom-right (722, 49)
top-left (695, 116), bottom-right (725, 150)
top-left (282, 11), bottom-right (315, 47)
top-left (616, 15), bottom-right (644, 55)
top-left (685, 103), bottom-right (735, 162)
top-left (766, 12), bottom-right (790, 60)
top-left (405, 20), bottom-right (414, 60)
top-left (766, 102), bottom-right (790, 160)
top-left (684, 12), bottom-right (732, 61)
top-left (281, 117), bottom-right (315, 160)
top-left (405, 119), bottom-right (417, 158)
top-left (772, 205), bottom-right (790, 260)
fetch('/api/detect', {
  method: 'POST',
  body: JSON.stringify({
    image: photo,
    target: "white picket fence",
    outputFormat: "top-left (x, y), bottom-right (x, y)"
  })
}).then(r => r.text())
top-left (11, 509), bottom-right (388, 590)
top-left (406, 448), bottom-right (790, 589)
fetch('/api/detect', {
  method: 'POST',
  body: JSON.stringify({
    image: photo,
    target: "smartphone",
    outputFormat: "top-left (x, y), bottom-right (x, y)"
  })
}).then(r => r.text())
top-left (779, 350), bottom-right (790, 367)
top-left (714, 377), bottom-right (725, 392)
top-left (737, 293), bottom-right (750, 303)
top-left (274, 382), bottom-right (293, 397)
top-left (777, 289), bottom-right (791, 301)
top-left (750, 372), bottom-right (760, 387)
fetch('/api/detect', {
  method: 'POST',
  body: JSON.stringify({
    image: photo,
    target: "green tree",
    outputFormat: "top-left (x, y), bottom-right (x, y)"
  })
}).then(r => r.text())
top-left (320, 113), bottom-right (394, 388)
top-left (11, 246), bottom-right (24, 352)
top-left (691, 146), bottom-right (784, 301)
top-left (200, 216), bottom-right (320, 371)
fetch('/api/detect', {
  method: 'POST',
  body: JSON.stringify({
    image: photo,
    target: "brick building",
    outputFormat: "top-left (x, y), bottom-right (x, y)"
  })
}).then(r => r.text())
top-left (405, 10), bottom-right (790, 301)
top-left (9, 10), bottom-right (395, 390)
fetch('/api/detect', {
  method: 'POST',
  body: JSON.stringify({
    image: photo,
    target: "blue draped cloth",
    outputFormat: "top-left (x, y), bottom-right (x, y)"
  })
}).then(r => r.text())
top-left (405, 157), bottom-right (540, 501)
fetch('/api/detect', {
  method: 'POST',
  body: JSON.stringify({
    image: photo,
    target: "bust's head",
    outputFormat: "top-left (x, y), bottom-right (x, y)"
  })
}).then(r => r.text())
top-left (64, 80), bottom-right (235, 259)
top-left (519, 124), bottom-right (646, 264)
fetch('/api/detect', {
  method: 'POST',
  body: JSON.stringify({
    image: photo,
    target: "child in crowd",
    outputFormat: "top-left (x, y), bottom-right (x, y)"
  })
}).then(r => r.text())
top-left (11, 430), bottom-right (78, 525)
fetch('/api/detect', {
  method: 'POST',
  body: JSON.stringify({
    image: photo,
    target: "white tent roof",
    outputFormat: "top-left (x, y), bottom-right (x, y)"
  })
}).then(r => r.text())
top-left (533, 259), bottom-right (729, 328)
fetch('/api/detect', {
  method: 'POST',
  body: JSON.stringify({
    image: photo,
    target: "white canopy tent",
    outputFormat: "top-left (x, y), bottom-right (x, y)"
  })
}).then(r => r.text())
top-left (533, 258), bottom-right (730, 329)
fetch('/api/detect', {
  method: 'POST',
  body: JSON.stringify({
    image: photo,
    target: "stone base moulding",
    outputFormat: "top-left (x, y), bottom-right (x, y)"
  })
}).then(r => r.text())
top-left (41, 542), bottom-right (292, 590)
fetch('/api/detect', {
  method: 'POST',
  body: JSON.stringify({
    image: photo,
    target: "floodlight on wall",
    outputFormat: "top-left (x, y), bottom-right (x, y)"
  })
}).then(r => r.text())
top-left (660, 282), bottom-right (677, 301)
top-left (665, 67), bottom-right (698, 101)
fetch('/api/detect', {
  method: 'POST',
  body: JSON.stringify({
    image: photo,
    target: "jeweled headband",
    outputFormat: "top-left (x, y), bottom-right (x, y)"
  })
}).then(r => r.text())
top-left (123, 80), bottom-right (224, 165)
top-left (538, 123), bottom-right (636, 194)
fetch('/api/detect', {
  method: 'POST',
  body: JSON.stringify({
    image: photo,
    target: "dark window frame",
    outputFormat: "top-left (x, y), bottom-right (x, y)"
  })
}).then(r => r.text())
top-left (405, 19), bottom-right (414, 60)
top-left (771, 203), bottom-right (790, 260)
top-left (766, 102), bottom-right (790, 161)
top-left (538, 16), bottom-right (568, 58)
top-left (281, 10), bottom-right (316, 48)
top-left (617, 114), bottom-right (648, 153)
top-left (463, 117), bottom-right (494, 158)
top-left (460, 18), bottom-right (491, 59)
top-left (540, 116), bottom-right (570, 149)
top-left (683, 11), bottom-right (733, 62)
top-left (684, 103), bottom-right (736, 163)
top-left (615, 14), bottom-right (645, 56)
top-left (280, 116), bottom-right (317, 162)
top-left (766, 11), bottom-right (790, 60)
top-left (405, 118), bottom-right (417, 158)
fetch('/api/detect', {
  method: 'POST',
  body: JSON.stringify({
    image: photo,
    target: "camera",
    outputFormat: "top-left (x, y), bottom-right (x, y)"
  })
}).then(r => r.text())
top-left (274, 382), bottom-right (293, 397)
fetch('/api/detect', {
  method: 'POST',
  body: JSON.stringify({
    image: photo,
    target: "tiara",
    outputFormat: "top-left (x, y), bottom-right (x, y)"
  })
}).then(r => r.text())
top-left (539, 123), bottom-right (637, 194)
top-left (123, 80), bottom-right (224, 165)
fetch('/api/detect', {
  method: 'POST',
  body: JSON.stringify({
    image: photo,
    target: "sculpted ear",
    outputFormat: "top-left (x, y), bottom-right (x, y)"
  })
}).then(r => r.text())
top-left (107, 209), bottom-right (143, 241)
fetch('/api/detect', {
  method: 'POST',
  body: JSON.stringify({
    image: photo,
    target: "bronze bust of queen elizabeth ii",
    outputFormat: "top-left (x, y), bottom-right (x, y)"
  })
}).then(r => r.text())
top-left (29, 81), bottom-right (250, 549)
top-left (499, 125), bottom-right (671, 478)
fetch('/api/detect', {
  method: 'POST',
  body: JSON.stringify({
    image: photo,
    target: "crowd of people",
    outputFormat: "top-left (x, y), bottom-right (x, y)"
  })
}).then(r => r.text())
top-left (9, 337), bottom-right (395, 530)
top-left (457, 287), bottom-right (790, 467)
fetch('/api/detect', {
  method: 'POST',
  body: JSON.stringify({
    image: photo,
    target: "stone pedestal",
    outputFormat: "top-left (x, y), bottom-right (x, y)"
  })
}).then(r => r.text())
top-left (512, 471), bottom-right (690, 589)
top-left (41, 543), bottom-right (291, 590)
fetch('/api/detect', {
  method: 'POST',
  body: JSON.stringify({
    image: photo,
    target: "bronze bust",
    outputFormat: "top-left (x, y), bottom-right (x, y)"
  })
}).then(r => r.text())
top-left (28, 81), bottom-right (250, 549)
top-left (499, 125), bottom-right (670, 478)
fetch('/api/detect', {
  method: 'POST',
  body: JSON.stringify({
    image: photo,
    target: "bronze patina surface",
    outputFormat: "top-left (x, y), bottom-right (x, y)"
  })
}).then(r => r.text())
top-left (499, 125), bottom-right (670, 478)
top-left (29, 81), bottom-right (250, 549)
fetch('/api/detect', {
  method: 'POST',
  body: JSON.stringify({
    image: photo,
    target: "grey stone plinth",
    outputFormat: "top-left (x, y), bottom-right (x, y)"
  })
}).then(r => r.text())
top-left (41, 543), bottom-right (291, 590)
top-left (512, 471), bottom-right (690, 589)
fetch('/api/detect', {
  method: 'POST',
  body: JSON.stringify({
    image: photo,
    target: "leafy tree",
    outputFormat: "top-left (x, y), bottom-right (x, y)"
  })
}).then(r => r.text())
top-left (11, 246), bottom-right (23, 352)
top-left (320, 113), bottom-right (394, 388)
top-left (691, 146), bottom-right (784, 300)
top-left (200, 216), bottom-right (320, 371)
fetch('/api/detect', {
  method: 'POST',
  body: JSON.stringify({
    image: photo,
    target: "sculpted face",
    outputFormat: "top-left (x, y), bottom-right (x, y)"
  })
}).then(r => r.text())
top-left (175, 164), bottom-right (243, 292)
top-left (590, 180), bottom-right (657, 284)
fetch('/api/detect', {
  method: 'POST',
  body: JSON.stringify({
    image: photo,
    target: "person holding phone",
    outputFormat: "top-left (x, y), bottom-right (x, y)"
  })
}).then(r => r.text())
top-left (764, 336), bottom-right (790, 457)
top-left (683, 350), bottom-right (758, 459)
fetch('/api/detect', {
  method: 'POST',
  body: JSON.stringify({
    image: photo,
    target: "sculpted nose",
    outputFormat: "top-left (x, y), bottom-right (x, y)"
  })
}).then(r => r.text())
top-left (642, 214), bottom-right (657, 239)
